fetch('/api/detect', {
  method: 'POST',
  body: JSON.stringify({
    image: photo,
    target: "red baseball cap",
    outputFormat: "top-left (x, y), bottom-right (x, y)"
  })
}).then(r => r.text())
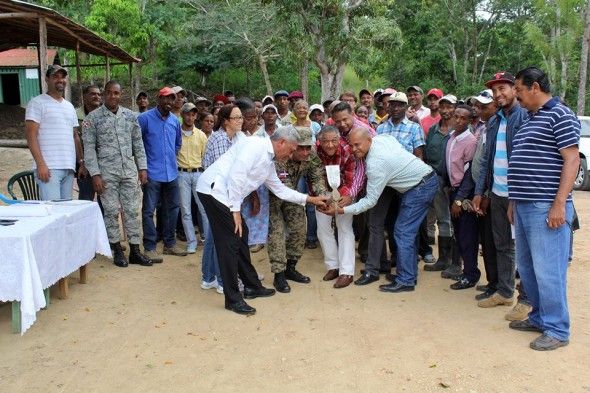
top-left (426, 88), bottom-right (443, 99)
top-left (213, 95), bottom-right (228, 104)
top-left (485, 71), bottom-right (515, 88)
top-left (158, 87), bottom-right (176, 97)
top-left (289, 90), bottom-right (304, 99)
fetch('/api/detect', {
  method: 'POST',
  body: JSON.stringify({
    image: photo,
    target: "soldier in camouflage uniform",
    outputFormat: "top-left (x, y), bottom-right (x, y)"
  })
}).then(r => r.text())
top-left (82, 80), bottom-right (152, 268)
top-left (267, 126), bottom-right (327, 293)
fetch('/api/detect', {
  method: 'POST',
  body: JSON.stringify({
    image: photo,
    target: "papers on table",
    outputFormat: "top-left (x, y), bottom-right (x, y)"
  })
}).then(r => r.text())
top-left (0, 204), bottom-right (53, 217)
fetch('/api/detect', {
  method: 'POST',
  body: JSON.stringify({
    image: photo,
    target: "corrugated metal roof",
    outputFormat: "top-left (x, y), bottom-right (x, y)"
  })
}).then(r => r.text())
top-left (0, 0), bottom-right (140, 63)
top-left (0, 48), bottom-right (57, 67)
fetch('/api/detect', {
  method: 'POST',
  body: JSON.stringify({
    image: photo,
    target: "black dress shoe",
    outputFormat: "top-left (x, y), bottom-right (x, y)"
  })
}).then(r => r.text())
top-left (475, 288), bottom-right (495, 300)
top-left (450, 277), bottom-right (477, 290)
top-left (225, 301), bottom-right (256, 315)
top-left (243, 286), bottom-right (276, 299)
top-left (354, 273), bottom-right (379, 286)
top-left (273, 272), bottom-right (291, 293)
top-left (379, 282), bottom-right (415, 293)
top-left (385, 274), bottom-right (417, 285)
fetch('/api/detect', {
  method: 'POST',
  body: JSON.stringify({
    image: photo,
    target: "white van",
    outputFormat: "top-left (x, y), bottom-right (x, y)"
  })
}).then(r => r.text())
top-left (574, 116), bottom-right (590, 191)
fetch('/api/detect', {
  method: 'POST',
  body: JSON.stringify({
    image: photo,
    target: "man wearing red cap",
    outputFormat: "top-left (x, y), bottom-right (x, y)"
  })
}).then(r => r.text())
top-left (420, 88), bottom-right (443, 136)
top-left (138, 87), bottom-right (186, 262)
top-left (472, 71), bottom-right (529, 317)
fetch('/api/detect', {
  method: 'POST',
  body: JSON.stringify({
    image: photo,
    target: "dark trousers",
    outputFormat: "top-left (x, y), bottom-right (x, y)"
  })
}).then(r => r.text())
top-left (142, 178), bottom-right (180, 250)
top-left (490, 194), bottom-right (516, 298)
top-left (477, 210), bottom-right (498, 289)
top-left (452, 210), bottom-right (481, 282)
top-left (365, 188), bottom-right (399, 275)
top-left (418, 218), bottom-right (432, 257)
top-left (198, 192), bottom-right (262, 306)
top-left (77, 175), bottom-right (95, 201)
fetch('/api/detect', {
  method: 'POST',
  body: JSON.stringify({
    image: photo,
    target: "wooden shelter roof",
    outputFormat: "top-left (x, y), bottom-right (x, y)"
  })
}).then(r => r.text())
top-left (0, 0), bottom-right (140, 63)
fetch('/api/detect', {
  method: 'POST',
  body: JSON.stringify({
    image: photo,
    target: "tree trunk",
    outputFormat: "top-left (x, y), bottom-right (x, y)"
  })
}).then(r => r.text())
top-left (560, 57), bottom-right (568, 100)
top-left (478, 38), bottom-right (493, 84)
top-left (300, 57), bottom-right (309, 100)
top-left (448, 43), bottom-right (458, 85)
top-left (258, 54), bottom-right (273, 96)
top-left (319, 63), bottom-right (346, 102)
top-left (577, 0), bottom-right (590, 115)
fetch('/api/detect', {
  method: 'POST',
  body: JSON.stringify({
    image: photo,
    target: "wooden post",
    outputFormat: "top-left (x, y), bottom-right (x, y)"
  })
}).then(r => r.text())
top-left (38, 17), bottom-right (48, 94)
top-left (76, 41), bottom-right (83, 106)
top-left (79, 265), bottom-right (87, 284)
top-left (128, 62), bottom-right (134, 109)
top-left (58, 277), bottom-right (69, 299)
top-left (105, 55), bottom-right (110, 85)
top-left (11, 301), bottom-right (21, 334)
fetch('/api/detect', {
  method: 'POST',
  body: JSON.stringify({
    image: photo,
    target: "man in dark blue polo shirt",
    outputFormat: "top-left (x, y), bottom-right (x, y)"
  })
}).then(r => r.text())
top-left (138, 87), bottom-right (186, 262)
top-left (507, 67), bottom-right (580, 351)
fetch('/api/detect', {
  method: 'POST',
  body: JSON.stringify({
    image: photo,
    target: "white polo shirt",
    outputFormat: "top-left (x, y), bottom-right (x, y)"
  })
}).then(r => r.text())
top-left (25, 93), bottom-right (78, 171)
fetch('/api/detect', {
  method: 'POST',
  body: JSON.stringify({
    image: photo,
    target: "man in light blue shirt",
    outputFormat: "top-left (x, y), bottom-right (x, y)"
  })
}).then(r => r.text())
top-left (331, 129), bottom-right (438, 292)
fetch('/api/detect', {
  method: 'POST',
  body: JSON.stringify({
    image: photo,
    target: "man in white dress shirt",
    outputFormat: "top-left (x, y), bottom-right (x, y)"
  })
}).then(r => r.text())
top-left (196, 125), bottom-right (328, 315)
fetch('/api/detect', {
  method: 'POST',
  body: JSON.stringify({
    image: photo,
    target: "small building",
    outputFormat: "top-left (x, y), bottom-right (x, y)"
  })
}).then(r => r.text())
top-left (0, 48), bottom-right (57, 107)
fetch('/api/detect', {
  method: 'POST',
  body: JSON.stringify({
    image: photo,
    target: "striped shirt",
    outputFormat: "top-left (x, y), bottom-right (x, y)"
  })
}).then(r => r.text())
top-left (508, 97), bottom-right (580, 202)
top-left (343, 135), bottom-right (432, 215)
top-left (376, 117), bottom-right (425, 153)
top-left (202, 128), bottom-right (245, 169)
top-left (491, 112), bottom-right (509, 197)
top-left (25, 94), bottom-right (78, 171)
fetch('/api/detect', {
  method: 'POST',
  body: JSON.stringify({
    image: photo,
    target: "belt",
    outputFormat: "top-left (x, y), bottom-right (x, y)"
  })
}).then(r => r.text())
top-left (178, 167), bottom-right (203, 172)
top-left (412, 170), bottom-right (436, 189)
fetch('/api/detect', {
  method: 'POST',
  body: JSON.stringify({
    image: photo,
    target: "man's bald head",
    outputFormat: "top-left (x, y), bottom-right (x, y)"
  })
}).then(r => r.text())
top-left (348, 127), bottom-right (372, 159)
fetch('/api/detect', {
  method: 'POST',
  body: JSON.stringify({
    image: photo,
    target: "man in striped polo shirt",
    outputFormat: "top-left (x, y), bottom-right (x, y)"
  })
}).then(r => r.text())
top-left (507, 67), bottom-right (580, 351)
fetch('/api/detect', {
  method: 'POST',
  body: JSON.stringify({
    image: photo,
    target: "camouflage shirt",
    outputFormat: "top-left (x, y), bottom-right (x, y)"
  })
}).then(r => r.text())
top-left (82, 105), bottom-right (147, 178)
top-left (274, 151), bottom-right (327, 197)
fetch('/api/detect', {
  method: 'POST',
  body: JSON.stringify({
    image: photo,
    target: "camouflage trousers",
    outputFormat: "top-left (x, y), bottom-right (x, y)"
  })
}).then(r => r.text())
top-left (101, 172), bottom-right (142, 244)
top-left (267, 194), bottom-right (306, 273)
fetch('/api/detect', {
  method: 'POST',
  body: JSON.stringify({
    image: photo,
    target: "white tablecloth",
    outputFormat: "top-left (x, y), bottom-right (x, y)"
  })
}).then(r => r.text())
top-left (0, 201), bottom-right (111, 334)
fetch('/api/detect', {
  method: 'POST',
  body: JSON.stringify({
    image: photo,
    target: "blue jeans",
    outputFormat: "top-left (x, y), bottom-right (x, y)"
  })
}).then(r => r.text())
top-left (297, 176), bottom-right (318, 242)
top-left (178, 171), bottom-right (209, 250)
top-left (514, 200), bottom-right (573, 341)
top-left (393, 173), bottom-right (438, 286)
top-left (142, 178), bottom-right (180, 251)
top-left (34, 168), bottom-right (74, 200)
top-left (201, 224), bottom-right (223, 287)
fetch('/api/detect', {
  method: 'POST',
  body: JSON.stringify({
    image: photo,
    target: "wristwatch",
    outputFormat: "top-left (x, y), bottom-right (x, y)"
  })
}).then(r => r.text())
top-left (454, 200), bottom-right (462, 207)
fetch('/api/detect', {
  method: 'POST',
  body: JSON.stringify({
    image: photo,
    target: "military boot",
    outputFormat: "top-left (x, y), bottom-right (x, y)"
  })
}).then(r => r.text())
top-left (110, 242), bottom-right (128, 268)
top-left (273, 272), bottom-right (291, 293)
top-left (129, 244), bottom-right (153, 266)
top-left (441, 239), bottom-right (462, 280)
top-left (424, 236), bottom-right (452, 271)
top-left (285, 259), bottom-right (311, 283)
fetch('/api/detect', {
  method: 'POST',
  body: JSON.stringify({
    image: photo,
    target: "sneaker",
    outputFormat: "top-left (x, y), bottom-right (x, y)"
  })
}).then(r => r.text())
top-left (509, 319), bottom-right (542, 333)
top-left (216, 286), bottom-right (224, 294)
top-left (530, 334), bottom-right (569, 351)
top-left (478, 292), bottom-right (515, 308)
top-left (201, 280), bottom-right (218, 290)
top-left (450, 276), bottom-right (477, 290)
top-left (163, 245), bottom-right (188, 256)
top-left (423, 253), bottom-right (436, 264)
top-left (144, 249), bottom-right (163, 263)
top-left (505, 302), bottom-right (532, 321)
top-left (186, 246), bottom-right (197, 254)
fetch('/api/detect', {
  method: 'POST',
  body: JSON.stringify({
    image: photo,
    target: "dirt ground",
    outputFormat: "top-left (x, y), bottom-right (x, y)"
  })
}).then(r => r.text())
top-left (0, 146), bottom-right (589, 393)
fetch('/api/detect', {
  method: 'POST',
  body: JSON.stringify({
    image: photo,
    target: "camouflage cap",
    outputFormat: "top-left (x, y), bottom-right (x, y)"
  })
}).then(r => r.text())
top-left (295, 126), bottom-right (313, 146)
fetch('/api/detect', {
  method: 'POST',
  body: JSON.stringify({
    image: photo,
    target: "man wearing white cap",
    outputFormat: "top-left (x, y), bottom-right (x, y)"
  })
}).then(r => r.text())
top-left (309, 104), bottom-right (325, 128)
top-left (257, 104), bottom-right (281, 137)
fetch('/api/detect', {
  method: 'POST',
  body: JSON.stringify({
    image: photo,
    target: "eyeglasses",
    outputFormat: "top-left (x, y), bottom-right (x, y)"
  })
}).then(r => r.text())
top-left (229, 116), bottom-right (243, 121)
top-left (320, 139), bottom-right (340, 146)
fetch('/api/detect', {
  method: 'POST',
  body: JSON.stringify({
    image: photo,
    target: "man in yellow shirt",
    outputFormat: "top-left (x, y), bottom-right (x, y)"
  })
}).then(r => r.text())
top-left (177, 103), bottom-right (209, 253)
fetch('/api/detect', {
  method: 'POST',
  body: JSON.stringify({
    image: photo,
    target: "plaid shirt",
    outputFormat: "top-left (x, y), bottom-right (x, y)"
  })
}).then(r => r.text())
top-left (202, 128), bottom-right (244, 169)
top-left (316, 139), bottom-right (358, 198)
top-left (376, 117), bottom-right (425, 153)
